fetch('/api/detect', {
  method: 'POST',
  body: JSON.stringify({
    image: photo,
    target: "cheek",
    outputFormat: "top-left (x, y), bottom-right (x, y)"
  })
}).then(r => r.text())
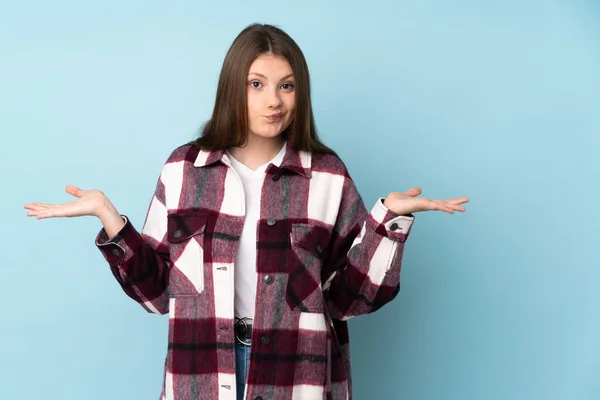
top-left (247, 92), bottom-right (261, 115)
top-left (284, 95), bottom-right (296, 116)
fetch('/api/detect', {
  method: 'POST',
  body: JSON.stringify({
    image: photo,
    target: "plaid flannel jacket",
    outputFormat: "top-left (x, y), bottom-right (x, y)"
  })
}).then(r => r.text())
top-left (96, 141), bottom-right (415, 400)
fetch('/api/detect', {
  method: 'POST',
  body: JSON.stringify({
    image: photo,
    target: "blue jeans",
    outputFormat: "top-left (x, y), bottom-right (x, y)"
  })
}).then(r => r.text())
top-left (235, 338), bottom-right (251, 400)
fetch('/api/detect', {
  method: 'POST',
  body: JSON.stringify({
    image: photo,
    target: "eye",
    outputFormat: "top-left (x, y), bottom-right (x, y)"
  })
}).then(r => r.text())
top-left (281, 83), bottom-right (295, 90)
top-left (249, 81), bottom-right (262, 88)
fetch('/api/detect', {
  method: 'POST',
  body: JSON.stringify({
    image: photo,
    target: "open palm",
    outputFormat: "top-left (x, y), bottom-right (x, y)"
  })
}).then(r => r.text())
top-left (384, 187), bottom-right (469, 215)
top-left (24, 185), bottom-right (109, 219)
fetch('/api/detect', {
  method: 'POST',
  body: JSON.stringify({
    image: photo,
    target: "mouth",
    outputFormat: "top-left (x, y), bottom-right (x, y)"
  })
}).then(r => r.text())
top-left (265, 113), bottom-right (283, 122)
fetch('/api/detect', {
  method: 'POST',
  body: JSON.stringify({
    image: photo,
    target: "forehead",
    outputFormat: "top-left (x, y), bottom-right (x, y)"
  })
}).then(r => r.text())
top-left (248, 54), bottom-right (293, 78)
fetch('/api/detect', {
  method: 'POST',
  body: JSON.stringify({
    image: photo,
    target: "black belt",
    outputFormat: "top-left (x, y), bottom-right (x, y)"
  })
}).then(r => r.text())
top-left (235, 317), bottom-right (252, 345)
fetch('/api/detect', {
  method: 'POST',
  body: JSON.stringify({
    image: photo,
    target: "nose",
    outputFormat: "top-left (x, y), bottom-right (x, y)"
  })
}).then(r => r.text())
top-left (268, 89), bottom-right (282, 110)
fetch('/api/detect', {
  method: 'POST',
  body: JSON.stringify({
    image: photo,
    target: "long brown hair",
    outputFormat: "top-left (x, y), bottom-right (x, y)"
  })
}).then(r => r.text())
top-left (191, 23), bottom-right (334, 155)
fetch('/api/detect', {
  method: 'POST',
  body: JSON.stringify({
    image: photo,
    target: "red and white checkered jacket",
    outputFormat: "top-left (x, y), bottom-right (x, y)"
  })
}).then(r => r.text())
top-left (96, 141), bottom-right (415, 400)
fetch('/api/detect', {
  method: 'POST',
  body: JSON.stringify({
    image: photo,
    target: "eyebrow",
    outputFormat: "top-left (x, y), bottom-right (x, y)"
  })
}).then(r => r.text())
top-left (248, 72), bottom-right (294, 81)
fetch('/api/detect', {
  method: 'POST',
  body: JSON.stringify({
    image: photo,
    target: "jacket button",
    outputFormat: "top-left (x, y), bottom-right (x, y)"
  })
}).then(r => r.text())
top-left (267, 219), bottom-right (276, 226)
top-left (255, 397), bottom-right (264, 400)
top-left (260, 336), bottom-right (270, 345)
top-left (390, 222), bottom-right (400, 231)
top-left (264, 275), bottom-right (274, 284)
top-left (272, 173), bottom-right (281, 181)
top-left (111, 248), bottom-right (120, 256)
top-left (173, 230), bottom-right (182, 238)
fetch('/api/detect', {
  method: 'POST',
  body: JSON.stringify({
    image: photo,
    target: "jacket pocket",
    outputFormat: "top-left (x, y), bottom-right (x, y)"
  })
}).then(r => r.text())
top-left (285, 223), bottom-right (330, 313)
top-left (166, 210), bottom-right (209, 295)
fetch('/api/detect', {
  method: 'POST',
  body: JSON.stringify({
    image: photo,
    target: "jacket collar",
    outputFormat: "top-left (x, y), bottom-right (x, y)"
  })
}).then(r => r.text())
top-left (193, 140), bottom-right (312, 178)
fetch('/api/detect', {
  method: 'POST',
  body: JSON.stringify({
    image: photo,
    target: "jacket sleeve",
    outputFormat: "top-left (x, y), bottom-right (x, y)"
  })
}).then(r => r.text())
top-left (322, 176), bottom-right (415, 321)
top-left (95, 167), bottom-right (171, 315)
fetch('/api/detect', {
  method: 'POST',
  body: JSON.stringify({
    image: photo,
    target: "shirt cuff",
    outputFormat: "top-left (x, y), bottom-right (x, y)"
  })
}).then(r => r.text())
top-left (95, 215), bottom-right (136, 267)
top-left (369, 198), bottom-right (415, 242)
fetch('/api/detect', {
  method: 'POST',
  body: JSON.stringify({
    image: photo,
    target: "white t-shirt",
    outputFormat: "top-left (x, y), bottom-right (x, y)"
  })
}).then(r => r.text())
top-left (226, 143), bottom-right (287, 319)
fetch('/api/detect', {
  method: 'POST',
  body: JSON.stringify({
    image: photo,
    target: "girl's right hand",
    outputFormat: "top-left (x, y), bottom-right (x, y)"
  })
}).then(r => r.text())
top-left (24, 185), bottom-right (115, 220)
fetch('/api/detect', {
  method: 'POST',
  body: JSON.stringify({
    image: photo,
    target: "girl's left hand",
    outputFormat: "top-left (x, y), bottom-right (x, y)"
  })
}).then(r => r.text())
top-left (384, 188), bottom-right (469, 215)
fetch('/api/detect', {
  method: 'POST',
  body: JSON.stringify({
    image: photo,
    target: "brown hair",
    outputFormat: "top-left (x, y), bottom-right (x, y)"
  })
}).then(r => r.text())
top-left (190, 23), bottom-right (334, 155)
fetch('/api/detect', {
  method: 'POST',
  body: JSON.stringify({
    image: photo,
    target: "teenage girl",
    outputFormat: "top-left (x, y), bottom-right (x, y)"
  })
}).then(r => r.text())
top-left (25, 23), bottom-right (468, 400)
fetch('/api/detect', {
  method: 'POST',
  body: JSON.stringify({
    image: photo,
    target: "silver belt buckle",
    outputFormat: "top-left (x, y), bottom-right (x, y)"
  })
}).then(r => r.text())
top-left (234, 317), bottom-right (253, 346)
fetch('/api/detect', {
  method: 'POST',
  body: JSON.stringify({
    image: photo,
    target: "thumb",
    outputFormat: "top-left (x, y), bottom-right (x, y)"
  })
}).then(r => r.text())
top-left (65, 185), bottom-right (83, 198)
top-left (404, 187), bottom-right (422, 197)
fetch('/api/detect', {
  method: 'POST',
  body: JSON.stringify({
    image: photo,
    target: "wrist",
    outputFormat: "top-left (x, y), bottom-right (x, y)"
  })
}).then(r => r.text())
top-left (96, 198), bottom-right (119, 221)
top-left (383, 194), bottom-right (410, 216)
top-left (383, 195), bottom-right (392, 210)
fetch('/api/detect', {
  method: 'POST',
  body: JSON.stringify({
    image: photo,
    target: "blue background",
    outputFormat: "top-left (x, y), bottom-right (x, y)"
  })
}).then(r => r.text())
top-left (2, 0), bottom-right (599, 399)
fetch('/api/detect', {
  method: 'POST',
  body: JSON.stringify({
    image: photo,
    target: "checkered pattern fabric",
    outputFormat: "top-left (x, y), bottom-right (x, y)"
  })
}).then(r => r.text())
top-left (96, 141), bottom-right (414, 400)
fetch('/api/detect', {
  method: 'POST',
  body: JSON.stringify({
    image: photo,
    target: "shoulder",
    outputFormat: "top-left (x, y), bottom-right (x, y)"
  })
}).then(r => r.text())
top-left (155, 143), bottom-right (202, 185)
top-left (310, 151), bottom-right (352, 179)
top-left (163, 142), bottom-right (201, 166)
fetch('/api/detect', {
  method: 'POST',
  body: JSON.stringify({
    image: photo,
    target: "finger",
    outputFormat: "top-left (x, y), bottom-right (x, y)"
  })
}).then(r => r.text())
top-left (24, 203), bottom-right (50, 210)
top-left (404, 187), bottom-right (422, 197)
top-left (33, 212), bottom-right (55, 219)
top-left (429, 200), bottom-right (455, 214)
top-left (443, 197), bottom-right (469, 205)
top-left (431, 199), bottom-right (468, 208)
top-left (34, 208), bottom-right (69, 219)
top-left (435, 200), bottom-right (467, 212)
top-left (25, 201), bottom-right (75, 211)
top-left (27, 202), bottom-right (77, 218)
top-left (66, 185), bottom-right (83, 197)
top-left (446, 203), bottom-right (466, 212)
top-left (26, 209), bottom-right (55, 218)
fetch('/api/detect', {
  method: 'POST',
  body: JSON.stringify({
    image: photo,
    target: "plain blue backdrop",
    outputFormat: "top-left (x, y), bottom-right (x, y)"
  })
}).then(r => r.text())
top-left (2, 0), bottom-right (599, 399)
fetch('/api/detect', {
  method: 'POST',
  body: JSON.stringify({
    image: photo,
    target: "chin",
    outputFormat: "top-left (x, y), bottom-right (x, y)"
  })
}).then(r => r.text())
top-left (250, 127), bottom-right (286, 139)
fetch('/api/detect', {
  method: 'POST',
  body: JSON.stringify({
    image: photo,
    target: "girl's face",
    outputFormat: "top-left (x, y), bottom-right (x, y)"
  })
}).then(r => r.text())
top-left (246, 53), bottom-right (296, 141)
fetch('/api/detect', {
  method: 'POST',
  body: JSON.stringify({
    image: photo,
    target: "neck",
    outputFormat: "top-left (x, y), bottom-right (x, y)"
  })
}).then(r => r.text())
top-left (228, 135), bottom-right (285, 171)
